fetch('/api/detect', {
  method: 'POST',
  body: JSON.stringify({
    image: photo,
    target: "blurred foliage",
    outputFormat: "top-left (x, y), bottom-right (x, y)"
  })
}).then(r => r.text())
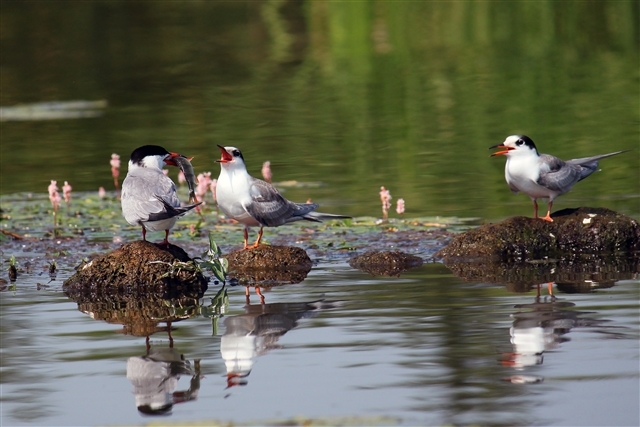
top-left (1, 1), bottom-right (638, 221)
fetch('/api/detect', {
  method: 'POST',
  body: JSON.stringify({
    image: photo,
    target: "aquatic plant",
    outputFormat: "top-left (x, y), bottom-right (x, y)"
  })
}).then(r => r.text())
top-left (8, 255), bottom-right (17, 282)
top-left (48, 180), bottom-right (61, 226)
top-left (396, 198), bottom-right (405, 215)
top-left (198, 231), bottom-right (229, 284)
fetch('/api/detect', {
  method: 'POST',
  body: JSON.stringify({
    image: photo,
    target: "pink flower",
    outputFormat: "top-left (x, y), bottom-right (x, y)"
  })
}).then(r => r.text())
top-left (379, 186), bottom-right (392, 219)
top-left (48, 181), bottom-right (61, 211)
top-left (48, 180), bottom-right (58, 197)
top-left (210, 179), bottom-right (217, 202)
top-left (110, 153), bottom-right (121, 170)
top-left (98, 187), bottom-right (106, 199)
top-left (178, 170), bottom-right (186, 185)
top-left (195, 172), bottom-right (212, 200)
top-left (262, 161), bottom-right (272, 183)
top-left (111, 153), bottom-right (121, 190)
top-left (62, 181), bottom-right (72, 204)
top-left (396, 198), bottom-right (405, 215)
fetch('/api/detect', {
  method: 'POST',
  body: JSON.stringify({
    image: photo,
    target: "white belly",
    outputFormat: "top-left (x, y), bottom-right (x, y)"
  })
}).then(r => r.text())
top-left (216, 171), bottom-right (261, 227)
top-left (505, 158), bottom-right (560, 200)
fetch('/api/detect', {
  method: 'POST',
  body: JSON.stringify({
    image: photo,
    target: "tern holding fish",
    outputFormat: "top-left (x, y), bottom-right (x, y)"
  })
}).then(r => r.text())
top-left (121, 145), bottom-right (202, 245)
top-left (490, 135), bottom-right (627, 222)
top-left (215, 145), bottom-right (350, 249)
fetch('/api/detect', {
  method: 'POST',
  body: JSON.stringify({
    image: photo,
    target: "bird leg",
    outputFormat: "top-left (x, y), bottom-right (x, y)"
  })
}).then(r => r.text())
top-left (532, 199), bottom-right (539, 219)
top-left (540, 201), bottom-right (554, 222)
top-left (251, 226), bottom-right (264, 248)
top-left (142, 226), bottom-right (147, 241)
top-left (255, 286), bottom-right (265, 304)
top-left (160, 230), bottom-right (170, 246)
top-left (243, 228), bottom-right (250, 250)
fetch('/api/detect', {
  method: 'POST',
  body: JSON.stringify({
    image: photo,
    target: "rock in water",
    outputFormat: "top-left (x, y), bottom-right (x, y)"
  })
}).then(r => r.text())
top-left (224, 245), bottom-right (312, 286)
top-left (436, 207), bottom-right (640, 261)
top-left (63, 241), bottom-right (208, 297)
top-left (349, 250), bottom-right (423, 276)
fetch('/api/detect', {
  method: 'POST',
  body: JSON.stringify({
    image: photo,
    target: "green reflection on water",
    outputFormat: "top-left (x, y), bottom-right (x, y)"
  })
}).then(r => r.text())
top-left (1, 1), bottom-right (638, 221)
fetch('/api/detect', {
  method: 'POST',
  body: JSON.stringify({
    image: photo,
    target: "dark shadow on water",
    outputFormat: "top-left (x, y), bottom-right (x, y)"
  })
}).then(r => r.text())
top-left (444, 255), bottom-right (639, 293)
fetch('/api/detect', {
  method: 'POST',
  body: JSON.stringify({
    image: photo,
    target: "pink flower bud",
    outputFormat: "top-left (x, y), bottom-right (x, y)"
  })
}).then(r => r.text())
top-left (262, 161), bottom-right (272, 183)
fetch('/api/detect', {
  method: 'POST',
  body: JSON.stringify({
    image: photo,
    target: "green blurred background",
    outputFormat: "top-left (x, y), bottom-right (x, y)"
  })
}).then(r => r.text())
top-left (1, 1), bottom-right (638, 221)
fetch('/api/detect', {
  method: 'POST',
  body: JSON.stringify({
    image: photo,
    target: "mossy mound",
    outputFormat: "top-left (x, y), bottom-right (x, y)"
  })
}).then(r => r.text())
top-left (349, 250), bottom-right (423, 276)
top-left (225, 245), bottom-right (312, 270)
top-left (224, 245), bottom-right (312, 286)
top-left (63, 240), bottom-right (208, 297)
top-left (436, 207), bottom-right (640, 261)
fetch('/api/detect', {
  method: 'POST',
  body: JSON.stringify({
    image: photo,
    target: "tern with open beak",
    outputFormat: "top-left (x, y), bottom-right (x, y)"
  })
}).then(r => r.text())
top-left (121, 145), bottom-right (202, 245)
top-left (490, 135), bottom-right (627, 222)
top-left (215, 145), bottom-right (350, 249)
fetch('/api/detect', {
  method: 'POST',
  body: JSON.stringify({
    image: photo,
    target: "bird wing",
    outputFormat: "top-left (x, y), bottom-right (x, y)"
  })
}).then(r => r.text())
top-left (121, 169), bottom-right (181, 224)
top-left (565, 150), bottom-right (628, 181)
top-left (536, 154), bottom-right (582, 193)
top-left (243, 178), bottom-right (318, 227)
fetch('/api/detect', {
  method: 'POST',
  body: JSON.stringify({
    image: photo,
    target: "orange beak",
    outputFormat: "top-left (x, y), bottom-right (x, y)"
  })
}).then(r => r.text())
top-left (216, 145), bottom-right (233, 163)
top-left (489, 144), bottom-right (514, 156)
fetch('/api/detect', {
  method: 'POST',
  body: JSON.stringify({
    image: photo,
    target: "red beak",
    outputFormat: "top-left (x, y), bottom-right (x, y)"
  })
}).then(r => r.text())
top-left (489, 144), bottom-right (514, 156)
top-left (216, 145), bottom-right (233, 163)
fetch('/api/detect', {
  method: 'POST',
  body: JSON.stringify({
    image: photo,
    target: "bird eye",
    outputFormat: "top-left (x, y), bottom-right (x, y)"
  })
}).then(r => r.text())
top-left (516, 139), bottom-right (524, 146)
top-left (232, 150), bottom-right (241, 157)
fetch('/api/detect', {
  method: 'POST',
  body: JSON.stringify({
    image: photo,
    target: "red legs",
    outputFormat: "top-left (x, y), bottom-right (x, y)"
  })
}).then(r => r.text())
top-left (242, 226), bottom-right (264, 250)
top-left (160, 229), bottom-right (170, 246)
top-left (252, 227), bottom-right (264, 248)
top-left (535, 282), bottom-right (555, 299)
top-left (245, 286), bottom-right (266, 304)
top-left (243, 228), bottom-right (250, 249)
top-left (540, 201), bottom-right (554, 222)
top-left (255, 286), bottom-right (265, 304)
top-left (533, 199), bottom-right (554, 222)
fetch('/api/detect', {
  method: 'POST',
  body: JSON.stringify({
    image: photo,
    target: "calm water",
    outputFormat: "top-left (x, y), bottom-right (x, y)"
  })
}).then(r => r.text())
top-left (1, 3), bottom-right (639, 426)
top-left (1, 260), bottom-right (639, 427)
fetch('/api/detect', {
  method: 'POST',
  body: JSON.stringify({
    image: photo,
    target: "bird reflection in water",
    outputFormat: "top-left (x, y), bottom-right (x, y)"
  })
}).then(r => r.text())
top-left (126, 327), bottom-right (202, 416)
top-left (500, 282), bottom-right (604, 384)
top-left (221, 300), bottom-right (339, 389)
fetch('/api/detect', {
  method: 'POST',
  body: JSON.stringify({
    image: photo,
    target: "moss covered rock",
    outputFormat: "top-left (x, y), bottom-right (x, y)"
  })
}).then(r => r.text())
top-left (225, 245), bottom-right (312, 270)
top-left (349, 250), bottom-right (423, 276)
top-left (63, 240), bottom-right (208, 297)
top-left (436, 207), bottom-right (639, 261)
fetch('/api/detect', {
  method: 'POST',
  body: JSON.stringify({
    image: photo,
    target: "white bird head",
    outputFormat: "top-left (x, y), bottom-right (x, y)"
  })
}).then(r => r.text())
top-left (128, 145), bottom-right (182, 170)
top-left (490, 135), bottom-right (539, 158)
top-left (216, 145), bottom-right (247, 171)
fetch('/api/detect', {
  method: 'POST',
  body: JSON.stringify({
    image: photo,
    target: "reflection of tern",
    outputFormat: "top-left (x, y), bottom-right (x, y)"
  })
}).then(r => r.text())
top-left (121, 145), bottom-right (201, 244)
top-left (490, 135), bottom-right (626, 222)
top-left (215, 145), bottom-right (350, 249)
top-left (221, 300), bottom-right (338, 388)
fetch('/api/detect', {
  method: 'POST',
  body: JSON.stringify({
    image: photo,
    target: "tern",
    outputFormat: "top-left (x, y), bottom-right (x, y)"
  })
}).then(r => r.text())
top-left (215, 145), bottom-right (350, 249)
top-left (490, 135), bottom-right (626, 222)
top-left (121, 145), bottom-right (201, 244)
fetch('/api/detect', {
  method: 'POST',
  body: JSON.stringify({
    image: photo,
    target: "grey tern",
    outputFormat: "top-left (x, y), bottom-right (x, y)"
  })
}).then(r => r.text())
top-left (490, 135), bottom-right (627, 222)
top-left (215, 145), bottom-right (350, 249)
top-left (121, 145), bottom-right (201, 245)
